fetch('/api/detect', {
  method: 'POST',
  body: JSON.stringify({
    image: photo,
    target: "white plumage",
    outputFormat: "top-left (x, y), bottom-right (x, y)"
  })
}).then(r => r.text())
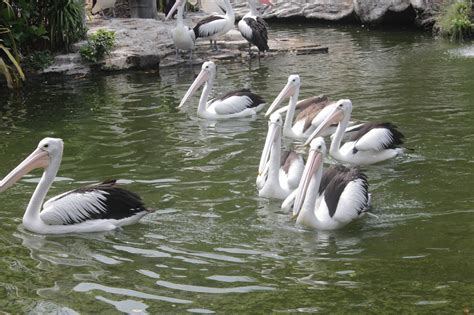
top-left (178, 61), bottom-right (266, 119)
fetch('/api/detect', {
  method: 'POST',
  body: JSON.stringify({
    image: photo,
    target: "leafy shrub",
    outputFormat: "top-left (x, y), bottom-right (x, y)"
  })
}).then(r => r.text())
top-left (438, 0), bottom-right (473, 41)
top-left (80, 29), bottom-right (115, 63)
top-left (46, 0), bottom-right (87, 51)
top-left (24, 50), bottom-right (53, 71)
top-left (1, 34), bottom-right (25, 89)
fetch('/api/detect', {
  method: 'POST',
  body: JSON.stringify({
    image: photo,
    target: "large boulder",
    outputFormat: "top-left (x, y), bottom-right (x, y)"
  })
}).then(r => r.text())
top-left (232, 0), bottom-right (440, 27)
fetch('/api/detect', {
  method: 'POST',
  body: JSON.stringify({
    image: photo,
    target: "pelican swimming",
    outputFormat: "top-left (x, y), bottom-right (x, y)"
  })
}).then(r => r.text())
top-left (283, 137), bottom-right (371, 230)
top-left (257, 113), bottom-right (304, 200)
top-left (238, 0), bottom-right (271, 56)
top-left (265, 75), bottom-right (352, 140)
top-left (305, 99), bottom-right (405, 165)
top-left (166, 0), bottom-right (196, 60)
top-left (193, 0), bottom-right (235, 50)
top-left (92, 0), bottom-right (117, 17)
top-left (178, 61), bottom-right (266, 119)
top-left (0, 138), bottom-right (152, 234)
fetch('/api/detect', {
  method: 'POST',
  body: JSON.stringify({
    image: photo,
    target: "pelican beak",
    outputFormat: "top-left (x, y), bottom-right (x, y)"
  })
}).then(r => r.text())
top-left (292, 150), bottom-right (322, 218)
top-left (265, 82), bottom-right (296, 117)
top-left (0, 148), bottom-right (50, 192)
top-left (304, 107), bottom-right (344, 146)
top-left (258, 120), bottom-right (280, 175)
top-left (165, 0), bottom-right (181, 20)
top-left (178, 69), bottom-right (209, 108)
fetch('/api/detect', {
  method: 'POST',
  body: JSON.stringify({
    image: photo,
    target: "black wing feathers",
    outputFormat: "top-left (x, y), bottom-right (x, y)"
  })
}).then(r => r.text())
top-left (323, 167), bottom-right (369, 218)
top-left (243, 17), bottom-right (269, 52)
top-left (194, 16), bottom-right (225, 38)
top-left (216, 88), bottom-right (266, 108)
top-left (349, 122), bottom-right (405, 149)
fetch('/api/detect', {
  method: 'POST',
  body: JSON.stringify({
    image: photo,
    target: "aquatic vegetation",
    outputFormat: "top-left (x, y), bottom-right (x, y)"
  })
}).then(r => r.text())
top-left (437, 0), bottom-right (473, 41)
top-left (80, 29), bottom-right (116, 63)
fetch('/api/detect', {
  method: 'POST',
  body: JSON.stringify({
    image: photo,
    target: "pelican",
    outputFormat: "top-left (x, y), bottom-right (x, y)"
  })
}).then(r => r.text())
top-left (0, 138), bottom-right (152, 234)
top-left (305, 99), bottom-right (405, 165)
top-left (92, 0), bottom-right (117, 17)
top-left (265, 75), bottom-right (349, 140)
top-left (166, 0), bottom-right (196, 60)
top-left (238, 0), bottom-right (272, 56)
top-left (178, 61), bottom-right (266, 119)
top-left (284, 137), bottom-right (370, 230)
top-left (193, 0), bottom-right (235, 50)
top-left (257, 113), bottom-right (304, 200)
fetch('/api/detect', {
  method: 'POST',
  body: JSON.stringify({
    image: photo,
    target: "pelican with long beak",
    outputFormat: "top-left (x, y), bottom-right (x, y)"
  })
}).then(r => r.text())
top-left (257, 113), bottom-right (304, 200)
top-left (178, 61), bottom-right (266, 119)
top-left (265, 75), bottom-right (355, 140)
top-left (166, 0), bottom-right (196, 61)
top-left (304, 99), bottom-right (405, 165)
top-left (284, 137), bottom-right (371, 230)
top-left (0, 138), bottom-right (152, 234)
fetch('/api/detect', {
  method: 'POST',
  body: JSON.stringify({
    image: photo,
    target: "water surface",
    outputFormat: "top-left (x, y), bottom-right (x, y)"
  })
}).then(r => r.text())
top-left (1, 24), bottom-right (473, 313)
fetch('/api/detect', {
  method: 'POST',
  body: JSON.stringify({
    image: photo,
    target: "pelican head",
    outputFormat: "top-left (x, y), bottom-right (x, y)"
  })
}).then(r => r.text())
top-left (178, 61), bottom-right (217, 108)
top-left (304, 99), bottom-right (352, 146)
top-left (265, 74), bottom-right (300, 117)
top-left (165, 0), bottom-right (186, 20)
top-left (0, 138), bottom-right (63, 192)
top-left (292, 137), bottom-right (326, 218)
top-left (258, 113), bottom-right (283, 176)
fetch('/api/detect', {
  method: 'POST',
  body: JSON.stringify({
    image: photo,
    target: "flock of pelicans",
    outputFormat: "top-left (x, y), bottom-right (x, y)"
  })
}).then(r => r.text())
top-left (0, 0), bottom-right (406, 235)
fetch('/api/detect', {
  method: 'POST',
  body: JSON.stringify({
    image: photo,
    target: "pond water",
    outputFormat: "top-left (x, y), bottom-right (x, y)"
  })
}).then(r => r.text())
top-left (1, 24), bottom-right (473, 313)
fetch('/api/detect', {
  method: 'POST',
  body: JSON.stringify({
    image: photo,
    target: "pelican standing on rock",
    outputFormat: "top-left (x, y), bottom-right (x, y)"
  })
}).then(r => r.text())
top-left (305, 99), bottom-right (405, 165)
top-left (0, 138), bottom-right (152, 234)
top-left (178, 61), bottom-right (266, 119)
top-left (284, 137), bottom-right (371, 230)
top-left (257, 113), bottom-right (305, 200)
top-left (193, 0), bottom-right (235, 50)
top-left (166, 0), bottom-right (196, 61)
top-left (238, 0), bottom-right (272, 56)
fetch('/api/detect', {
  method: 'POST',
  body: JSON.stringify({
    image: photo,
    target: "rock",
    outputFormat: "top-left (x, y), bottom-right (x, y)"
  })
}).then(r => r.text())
top-left (232, 0), bottom-right (440, 25)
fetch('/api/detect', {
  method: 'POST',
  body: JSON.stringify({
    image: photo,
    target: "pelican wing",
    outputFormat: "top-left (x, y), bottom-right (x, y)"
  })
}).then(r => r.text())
top-left (280, 151), bottom-right (304, 189)
top-left (194, 15), bottom-right (227, 38)
top-left (350, 122), bottom-right (405, 152)
top-left (41, 180), bottom-right (148, 225)
top-left (239, 17), bottom-right (269, 52)
top-left (323, 169), bottom-right (369, 223)
top-left (210, 89), bottom-right (265, 115)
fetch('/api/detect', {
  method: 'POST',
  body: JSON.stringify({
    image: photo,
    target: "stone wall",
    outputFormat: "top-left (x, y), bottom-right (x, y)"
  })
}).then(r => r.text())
top-left (114, 0), bottom-right (442, 27)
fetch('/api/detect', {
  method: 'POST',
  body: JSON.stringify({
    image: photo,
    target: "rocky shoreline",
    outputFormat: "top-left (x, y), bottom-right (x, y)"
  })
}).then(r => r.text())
top-left (41, 0), bottom-right (444, 76)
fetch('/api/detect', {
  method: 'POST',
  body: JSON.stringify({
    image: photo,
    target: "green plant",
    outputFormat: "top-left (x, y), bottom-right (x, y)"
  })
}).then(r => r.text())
top-left (0, 33), bottom-right (25, 89)
top-left (438, 0), bottom-right (473, 41)
top-left (80, 29), bottom-right (115, 63)
top-left (46, 0), bottom-right (87, 51)
top-left (24, 50), bottom-right (53, 71)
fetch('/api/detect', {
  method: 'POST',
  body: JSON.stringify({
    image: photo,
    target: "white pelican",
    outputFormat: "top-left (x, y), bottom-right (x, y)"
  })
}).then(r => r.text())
top-left (284, 137), bottom-right (371, 230)
top-left (238, 0), bottom-right (272, 56)
top-left (166, 0), bottom-right (196, 60)
top-left (265, 75), bottom-right (349, 140)
top-left (92, 0), bottom-right (117, 17)
top-left (0, 138), bottom-right (152, 234)
top-left (305, 99), bottom-right (405, 165)
top-left (178, 61), bottom-right (266, 119)
top-left (257, 113), bottom-right (304, 200)
top-left (193, 0), bottom-right (235, 50)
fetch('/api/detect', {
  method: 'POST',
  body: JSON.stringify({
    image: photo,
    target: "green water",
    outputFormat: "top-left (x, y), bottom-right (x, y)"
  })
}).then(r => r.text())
top-left (1, 24), bottom-right (473, 314)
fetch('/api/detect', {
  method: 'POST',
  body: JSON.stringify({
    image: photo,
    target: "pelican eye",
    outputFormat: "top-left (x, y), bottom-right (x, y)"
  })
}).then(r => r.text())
top-left (339, 104), bottom-right (343, 107)
top-left (317, 145), bottom-right (321, 149)
top-left (43, 144), bottom-right (49, 148)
